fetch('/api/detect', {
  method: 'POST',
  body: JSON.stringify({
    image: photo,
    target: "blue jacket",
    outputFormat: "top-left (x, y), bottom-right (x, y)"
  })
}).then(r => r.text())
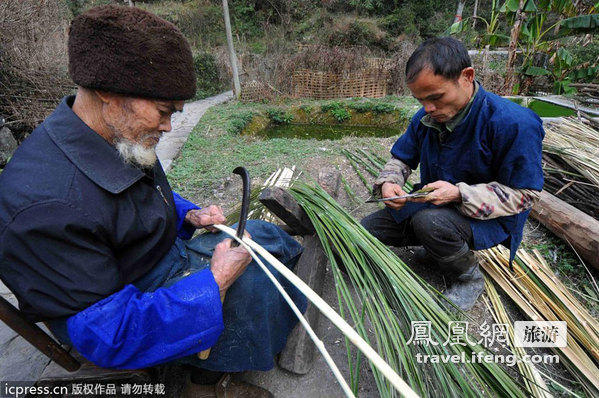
top-left (0, 96), bottom-right (225, 367)
top-left (390, 86), bottom-right (544, 262)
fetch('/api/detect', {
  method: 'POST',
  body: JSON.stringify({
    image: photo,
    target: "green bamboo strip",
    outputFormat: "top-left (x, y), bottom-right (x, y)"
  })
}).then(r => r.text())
top-left (343, 151), bottom-right (372, 194)
top-left (291, 183), bottom-right (527, 398)
top-left (358, 148), bottom-right (385, 170)
top-left (342, 149), bottom-right (380, 177)
top-left (215, 223), bottom-right (420, 398)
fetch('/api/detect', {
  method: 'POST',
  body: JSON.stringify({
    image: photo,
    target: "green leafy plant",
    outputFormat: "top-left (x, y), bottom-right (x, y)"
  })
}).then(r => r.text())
top-left (504, 0), bottom-right (598, 94)
top-left (227, 111), bottom-right (256, 135)
top-left (266, 108), bottom-right (294, 125)
top-left (193, 52), bottom-right (226, 100)
top-left (299, 104), bottom-right (313, 114)
top-left (448, 0), bottom-right (509, 47)
top-left (346, 101), bottom-right (395, 114)
top-left (322, 102), bottom-right (351, 122)
top-left (371, 103), bottom-right (396, 114)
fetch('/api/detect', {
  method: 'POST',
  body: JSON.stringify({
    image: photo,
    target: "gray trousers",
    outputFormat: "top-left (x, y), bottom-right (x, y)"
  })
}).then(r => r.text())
top-left (361, 207), bottom-right (475, 274)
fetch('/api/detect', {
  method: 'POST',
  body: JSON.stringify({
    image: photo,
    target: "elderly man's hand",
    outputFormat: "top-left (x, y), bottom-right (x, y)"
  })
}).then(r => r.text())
top-left (410, 180), bottom-right (462, 206)
top-left (381, 182), bottom-right (408, 210)
top-left (210, 237), bottom-right (252, 297)
top-left (185, 206), bottom-right (226, 232)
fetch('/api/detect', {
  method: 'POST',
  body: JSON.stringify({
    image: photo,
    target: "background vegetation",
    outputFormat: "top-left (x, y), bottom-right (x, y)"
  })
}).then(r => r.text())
top-left (1, 0), bottom-right (597, 141)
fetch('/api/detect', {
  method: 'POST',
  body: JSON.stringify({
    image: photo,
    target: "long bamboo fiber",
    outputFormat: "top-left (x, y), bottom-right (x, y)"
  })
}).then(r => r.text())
top-left (214, 224), bottom-right (420, 398)
top-left (213, 224), bottom-right (355, 398)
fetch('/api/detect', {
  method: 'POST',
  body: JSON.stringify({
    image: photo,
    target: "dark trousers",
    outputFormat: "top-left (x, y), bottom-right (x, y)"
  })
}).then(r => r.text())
top-left (361, 207), bottom-right (474, 268)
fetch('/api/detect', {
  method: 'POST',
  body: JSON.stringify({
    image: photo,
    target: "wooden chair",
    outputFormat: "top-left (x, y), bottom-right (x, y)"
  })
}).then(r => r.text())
top-left (0, 294), bottom-right (152, 385)
top-left (0, 294), bottom-right (80, 372)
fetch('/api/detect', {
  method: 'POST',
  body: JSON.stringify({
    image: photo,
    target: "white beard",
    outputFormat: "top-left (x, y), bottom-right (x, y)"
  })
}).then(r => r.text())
top-left (115, 139), bottom-right (158, 168)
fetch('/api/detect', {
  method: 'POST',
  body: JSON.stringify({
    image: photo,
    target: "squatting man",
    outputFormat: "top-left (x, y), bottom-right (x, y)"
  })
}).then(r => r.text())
top-left (0, 5), bottom-right (306, 397)
top-left (361, 37), bottom-right (544, 311)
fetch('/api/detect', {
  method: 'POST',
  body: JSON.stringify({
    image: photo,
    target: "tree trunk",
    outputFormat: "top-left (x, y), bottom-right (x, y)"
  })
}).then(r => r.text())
top-left (454, 1), bottom-right (466, 24)
top-left (472, 0), bottom-right (479, 28)
top-left (504, 0), bottom-right (525, 95)
top-left (222, 0), bottom-right (241, 99)
top-left (530, 191), bottom-right (599, 271)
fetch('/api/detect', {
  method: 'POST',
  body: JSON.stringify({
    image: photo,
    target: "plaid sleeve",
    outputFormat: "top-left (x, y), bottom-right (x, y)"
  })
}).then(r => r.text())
top-left (372, 157), bottom-right (412, 197)
top-left (456, 181), bottom-right (540, 219)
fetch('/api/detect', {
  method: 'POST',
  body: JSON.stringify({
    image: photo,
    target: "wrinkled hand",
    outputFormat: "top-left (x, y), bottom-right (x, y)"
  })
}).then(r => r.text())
top-left (410, 180), bottom-right (461, 206)
top-left (185, 205), bottom-right (226, 232)
top-left (381, 182), bottom-right (408, 210)
top-left (210, 237), bottom-right (252, 297)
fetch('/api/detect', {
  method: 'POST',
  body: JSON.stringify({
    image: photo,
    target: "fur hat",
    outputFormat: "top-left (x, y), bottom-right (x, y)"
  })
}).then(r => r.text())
top-left (68, 5), bottom-right (196, 100)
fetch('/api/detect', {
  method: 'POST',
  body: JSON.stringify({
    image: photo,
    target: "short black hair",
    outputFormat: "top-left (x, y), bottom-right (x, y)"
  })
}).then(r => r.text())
top-left (405, 37), bottom-right (472, 83)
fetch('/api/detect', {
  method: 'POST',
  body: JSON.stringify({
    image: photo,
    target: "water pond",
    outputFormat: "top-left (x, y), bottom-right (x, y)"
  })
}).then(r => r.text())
top-left (256, 124), bottom-right (400, 140)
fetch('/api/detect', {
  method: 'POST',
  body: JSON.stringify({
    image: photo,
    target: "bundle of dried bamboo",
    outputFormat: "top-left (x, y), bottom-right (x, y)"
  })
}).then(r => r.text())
top-left (544, 118), bottom-right (599, 187)
top-left (478, 246), bottom-right (599, 396)
top-left (483, 277), bottom-right (552, 398)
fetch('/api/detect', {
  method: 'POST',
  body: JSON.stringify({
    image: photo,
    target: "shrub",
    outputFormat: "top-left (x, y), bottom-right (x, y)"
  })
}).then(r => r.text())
top-left (381, 8), bottom-right (419, 38)
top-left (371, 103), bottom-right (396, 114)
top-left (327, 18), bottom-right (391, 51)
top-left (193, 52), bottom-right (227, 100)
top-left (227, 111), bottom-right (256, 134)
top-left (266, 109), bottom-right (294, 125)
top-left (0, 0), bottom-right (74, 141)
top-left (321, 102), bottom-right (351, 122)
top-left (142, 0), bottom-right (224, 48)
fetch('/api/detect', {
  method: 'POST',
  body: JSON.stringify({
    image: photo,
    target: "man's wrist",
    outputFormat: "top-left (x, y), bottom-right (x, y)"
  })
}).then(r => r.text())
top-left (453, 184), bottom-right (462, 203)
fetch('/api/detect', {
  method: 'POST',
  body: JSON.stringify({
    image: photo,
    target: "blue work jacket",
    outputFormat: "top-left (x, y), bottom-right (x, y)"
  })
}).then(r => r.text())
top-left (0, 96), bottom-right (201, 321)
top-left (390, 85), bottom-right (544, 262)
top-left (0, 96), bottom-right (228, 368)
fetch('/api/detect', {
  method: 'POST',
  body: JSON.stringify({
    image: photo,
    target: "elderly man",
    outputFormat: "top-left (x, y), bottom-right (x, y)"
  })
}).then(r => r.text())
top-left (0, 5), bottom-right (305, 396)
top-left (361, 37), bottom-right (544, 311)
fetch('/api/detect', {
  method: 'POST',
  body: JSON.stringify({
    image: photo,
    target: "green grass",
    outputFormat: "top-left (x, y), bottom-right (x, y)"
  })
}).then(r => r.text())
top-left (168, 133), bottom-right (322, 196)
top-left (167, 100), bottom-right (396, 202)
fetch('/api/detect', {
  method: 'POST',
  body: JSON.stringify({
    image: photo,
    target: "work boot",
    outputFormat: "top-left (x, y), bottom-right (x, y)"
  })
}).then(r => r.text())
top-left (444, 264), bottom-right (484, 311)
top-left (438, 247), bottom-right (485, 311)
top-left (182, 373), bottom-right (273, 398)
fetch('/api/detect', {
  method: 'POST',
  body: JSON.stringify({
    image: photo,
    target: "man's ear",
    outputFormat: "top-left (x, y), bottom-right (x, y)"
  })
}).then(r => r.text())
top-left (461, 67), bottom-right (475, 83)
top-left (95, 90), bottom-right (118, 105)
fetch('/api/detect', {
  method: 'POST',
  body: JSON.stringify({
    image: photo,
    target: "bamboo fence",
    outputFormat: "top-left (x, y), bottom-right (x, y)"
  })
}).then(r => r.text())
top-left (292, 69), bottom-right (388, 99)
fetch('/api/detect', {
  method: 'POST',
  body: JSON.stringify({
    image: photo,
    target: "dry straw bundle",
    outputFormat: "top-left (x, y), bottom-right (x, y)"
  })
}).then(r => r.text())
top-left (543, 118), bottom-right (599, 187)
top-left (483, 277), bottom-right (552, 398)
top-left (478, 246), bottom-right (599, 396)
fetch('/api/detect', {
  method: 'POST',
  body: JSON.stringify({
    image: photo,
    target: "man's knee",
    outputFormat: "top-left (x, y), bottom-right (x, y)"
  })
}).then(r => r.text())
top-left (410, 208), bottom-right (471, 257)
top-left (360, 212), bottom-right (377, 233)
top-left (243, 220), bottom-right (303, 264)
top-left (360, 211), bottom-right (391, 243)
